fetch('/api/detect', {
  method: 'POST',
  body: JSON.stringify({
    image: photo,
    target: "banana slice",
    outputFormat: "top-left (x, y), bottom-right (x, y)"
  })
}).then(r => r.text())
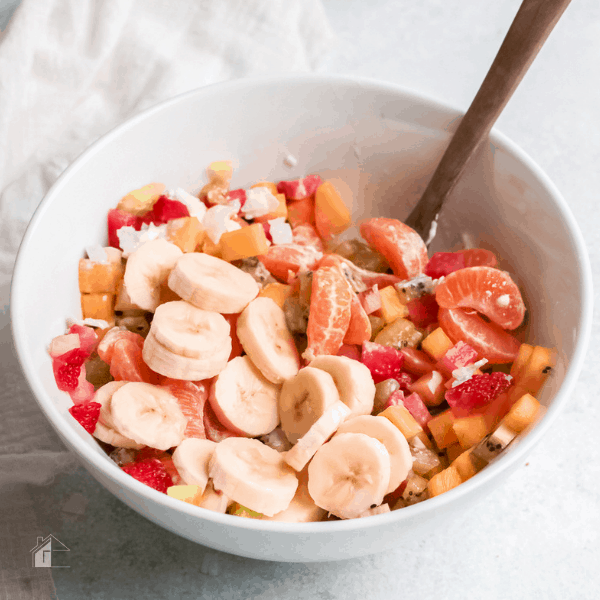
top-left (143, 329), bottom-right (231, 381)
top-left (236, 297), bottom-right (300, 384)
top-left (123, 239), bottom-right (183, 312)
top-left (168, 252), bottom-right (259, 314)
top-left (285, 401), bottom-right (351, 472)
top-left (307, 432), bottom-right (391, 519)
top-left (172, 438), bottom-right (217, 493)
top-left (262, 466), bottom-right (327, 522)
top-left (151, 301), bottom-right (231, 359)
top-left (93, 381), bottom-right (144, 449)
top-left (279, 367), bottom-right (340, 444)
top-left (309, 355), bottom-right (375, 418)
top-left (196, 481), bottom-right (231, 514)
top-left (209, 437), bottom-right (298, 517)
top-left (335, 415), bottom-right (412, 493)
top-left (110, 382), bottom-right (187, 451)
top-left (209, 355), bottom-right (281, 437)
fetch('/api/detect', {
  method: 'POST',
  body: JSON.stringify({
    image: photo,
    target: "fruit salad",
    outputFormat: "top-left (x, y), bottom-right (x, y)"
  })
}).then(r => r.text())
top-left (49, 162), bottom-right (555, 521)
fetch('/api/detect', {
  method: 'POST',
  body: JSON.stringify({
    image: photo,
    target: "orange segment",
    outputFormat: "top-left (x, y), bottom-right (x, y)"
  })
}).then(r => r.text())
top-left (109, 335), bottom-right (161, 384)
top-left (292, 223), bottom-right (325, 251)
top-left (160, 378), bottom-right (208, 439)
top-left (314, 181), bottom-right (351, 240)
top-left (435, 266), bottom-right (525, 330)
top-left (438, 307), bottom-right (520, 364)
top-left (359, 217), bottom-right (428, 279)
top-left (219, 223), bottom-right (270, 262)
top-left (286, 196), bottom-right (315, 227)
top-left (343, 293), bottom-right (372, 345)
top-left (166, 217), bottom-right (206, 252)
top-left (258, 245), bottom-right (322, 283)
top-left (304, 266), bottom-right (352, 359)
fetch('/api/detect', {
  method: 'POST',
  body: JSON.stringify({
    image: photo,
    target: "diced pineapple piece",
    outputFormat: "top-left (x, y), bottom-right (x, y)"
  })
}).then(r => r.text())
top-left (314, 180), bottom-right (352, 239)
top-left (379, 286), bottom-right (409, 323)
top-left (78, 258), bottom-right (123, 294)
top-left (228, 502), bottom-right (264, 519)
top-left (207, 160), bottom-right (233, 183)
top-left (167, 485), bottom-right (203, 504)
top-left (451, 449), bottom-right (485, 481)
top-left (427, 465), bottom-right (462, 497)
top-left (258, 283), bottom-right (293, 309)
top-left (452, 415), bottom-right (489, 450)
top-left (421, 327), bottom-right (454, 361)
top-left (380, 404), bottom-right (423, 441)
top-left (251, 181), bottom-right (279, 195)
top-left (117, 182), bottom-right (165, 215)
top-left (219, 223), bottom-right (269, 262)
top-left (510, 343), bottom-right (534, 381)
top-left (518, 345), bottom-right (556, 396)
top-left (81, 293), bottom-right (115, 322)
top-left (428, 409), bottom-right (458, 449)
top-left (254, 193), bottom-right (288, 222)
top-left (166, 217), bottom-right (206, 252)
top-left (374, 317), bottom-right (423, 349)
top-left (502, 393), bottom-right (541, 433)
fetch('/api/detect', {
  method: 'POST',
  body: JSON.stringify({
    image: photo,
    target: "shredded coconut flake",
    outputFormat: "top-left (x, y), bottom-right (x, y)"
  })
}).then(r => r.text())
top-left (427, 371), bottom-right (443, 394)
top-left (85, 244), bottom-right (108, 263)
top-left (268, 217), bottom-right (293, 245)
top-left (67, 317), bottom-right (111, 329)
top-left (284, 154), bottom-right (298, 167)
top-left (117, 223), bottom-right (168, 258)
top-left (241, 187), bottom-right (279, 220)
top-left (203, 204), bottom-right (241, 243)
top-left (172, 187), bottom-right (207, 222)
top-left (497, 294), bottom-right (510, 307)
top-left (451, 359), bottom-right (489, 387)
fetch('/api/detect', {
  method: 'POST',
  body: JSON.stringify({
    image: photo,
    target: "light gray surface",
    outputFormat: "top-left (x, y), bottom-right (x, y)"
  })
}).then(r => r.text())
top-left (5, 0), bottom-right (600, 598)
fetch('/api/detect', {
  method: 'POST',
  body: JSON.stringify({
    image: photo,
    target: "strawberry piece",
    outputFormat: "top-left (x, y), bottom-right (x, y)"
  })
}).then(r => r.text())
top-left (438, 341), bottom-right (478, 375)
top-left (223, 313), bottom-right (244, 361)
top-left (142, 195), bottom-right (189, 225)
top-left (424, 252), bottom-right (466, 279)
top-left (446, 372), bottom-right (512, 416)
top-left (384, 478), bottom-right (408, 507)
top-left (52, 348), bottom-right (89, 391)
top-left (337, 344), bottom-right (361, 361)
top-left (69, 368), bottom-right (96, 404)
top-left (134, 447), bottom-right (182, 484)
top-left (68, 324), bottom-right (99, 354)
top-left (227, 188), bottom-right (247, 207)
top-left (402, 392), bottom-right (432, 429)
top-left (395, 372), bottom-right (414, 393)
top-left (382, 389), bottom-right (405, 412)
top-left (406, 294), bottom-right (439, 328)
top-left (68, 401), bottom-right (101, 434)
top-left (399, 348), bottom-right (437, 377)
top-left (358, 285), bottom-right (381, 315)
top-left (107, 208), bottom-right (141, 248)
top-left (261, 221), bottom-right (273, 242)
top-left (361, 341), bottom-right (404, 384)
top-left (277, 174), bottom-right (323, 200)
top-left (121, 458), bottom-right (174, 493)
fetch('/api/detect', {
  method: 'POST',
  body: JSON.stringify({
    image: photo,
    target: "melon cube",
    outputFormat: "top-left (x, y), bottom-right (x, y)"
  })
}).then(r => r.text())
top-left (509, 343), bottom-right (534, 381)
top-left (81, 293), bottom-right (115, 322)
top-left (445, 442), bottom-right (463, 464)
top-left (166, 217), bottom-right (206, 252)
top-left (379, 286), bottom-right (409, 323)
top-left (451, 449), bottom-right (485, 481)
top-left (380, 404), bottom-right (423, 441)
top-left (314, 180), bottom-right (351, 240)
top-left (502, 392), bottom-right (541, 433)
top-left (219, 223), bottom-right (269, 262)
top-left (78, 257), bottom-right (123, 294)
top-left (421, 327), bottom-right (454, 361)
top-left (427, 409), bottom-right (458, 449)
top-left (427, 465), bottom-right (462, 497)
top-left (202, 235), bottom-right (224, 258)
top-left (517, 345), bottom-right (555, 396)
top-left (452, 415), bottom-right (489, 450)
top-left (258, 283), bottom-right (293, 309)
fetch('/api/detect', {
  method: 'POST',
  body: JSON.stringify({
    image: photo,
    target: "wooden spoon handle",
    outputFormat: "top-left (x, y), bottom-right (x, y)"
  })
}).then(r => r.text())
top-left (405, 0), bottom-right (572, 240)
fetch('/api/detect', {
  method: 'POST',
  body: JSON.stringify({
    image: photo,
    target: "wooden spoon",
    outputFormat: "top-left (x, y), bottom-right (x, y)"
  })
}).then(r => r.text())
top-left (405, 0), bottom-right (572, 242)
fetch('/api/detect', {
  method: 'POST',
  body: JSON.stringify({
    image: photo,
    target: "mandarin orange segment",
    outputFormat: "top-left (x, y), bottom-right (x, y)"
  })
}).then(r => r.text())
top-left (435, 266), bottom-right (525, 330)
top-left (343, 293), bottom-right (372, 345)
top-left (292, 223), bottom-right (325, 251)
top-left (219, 223), bottom-right (270, 262)
top-left (258, 244), bottom-right (322, 283)
top-left (304, 265), bottom-right (352, 360)
top-left (109, 336), bottom-right (161, 384)
top-left (438, 307), bottom-right (521, 364)
top-left (359, 217), bottom-right (428, 279)
top-left (314, 181), bottom-right (352, 240)
top-left (160, 378), bottom-right (208, 439)
top-left (286, 196), bottom-right (315, 227)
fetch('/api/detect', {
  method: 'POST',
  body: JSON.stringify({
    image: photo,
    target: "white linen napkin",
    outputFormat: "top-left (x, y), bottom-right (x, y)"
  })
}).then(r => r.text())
top-left (0, 0), bottom-right (335, 595)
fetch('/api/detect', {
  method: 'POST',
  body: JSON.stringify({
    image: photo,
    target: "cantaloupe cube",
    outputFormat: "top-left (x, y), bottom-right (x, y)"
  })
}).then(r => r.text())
top-left (421, 327), bottom-right (454, 361)
top-left (251, 181), bottom-right (279, 195)
top-left (81, 293), bottom-right (115, 322)
top-left (427, 465), bottom-right (462, 497)
top-left (258, 282), bottom-right (293, 309)
top-left (207, 160), bottom-right (233, 183)
top-left (379, 286), bottom-right (409, 323)
top-left (253, 193), bottom-right (288, 223)
top-left (502, 393), bottom-right (541, 433)
top-left (445, 442), bottom-right (464, 464)
top-left (451, 449), bottom-right (485, 481)
top-left (166, 217), bottom-right (205, 252)
top-left (78, 258), bottom-right (123, 294)
top-left (202, 236), bottom-right (224, 259)
top-left (518, 346), bottom-right (555, 396)
top-left (452, 415), bottom-right (489, 450)
top-left (314, 180), bottom-right (351, 240)
top-left (117, 182), bottom-right (165, 215)
top-left (380, 404), bottom-right (423, 441)
top-left (510, 343), bottom-right (534, 381)
top-left (219, 223), bottom-right (270, 262)
top-left (427, 409), bottom-right (458, 449)
top-left (167, 485), bottom-right (203, 504)
top-left (114, 279), bottom-right (140, 312)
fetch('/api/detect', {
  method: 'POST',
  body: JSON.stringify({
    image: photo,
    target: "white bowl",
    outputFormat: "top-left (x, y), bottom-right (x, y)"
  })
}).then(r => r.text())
top-left (11, 75), bottom-right (593, 562)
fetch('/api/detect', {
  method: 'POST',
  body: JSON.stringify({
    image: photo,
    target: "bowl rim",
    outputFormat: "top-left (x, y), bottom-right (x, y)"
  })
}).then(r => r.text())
top-left (10, 73), bottom-right (594, 534)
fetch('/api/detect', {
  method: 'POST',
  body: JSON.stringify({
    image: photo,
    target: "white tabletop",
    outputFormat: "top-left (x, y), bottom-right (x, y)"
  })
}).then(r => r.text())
top-left (3, 0), bottom-right (599, 598)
